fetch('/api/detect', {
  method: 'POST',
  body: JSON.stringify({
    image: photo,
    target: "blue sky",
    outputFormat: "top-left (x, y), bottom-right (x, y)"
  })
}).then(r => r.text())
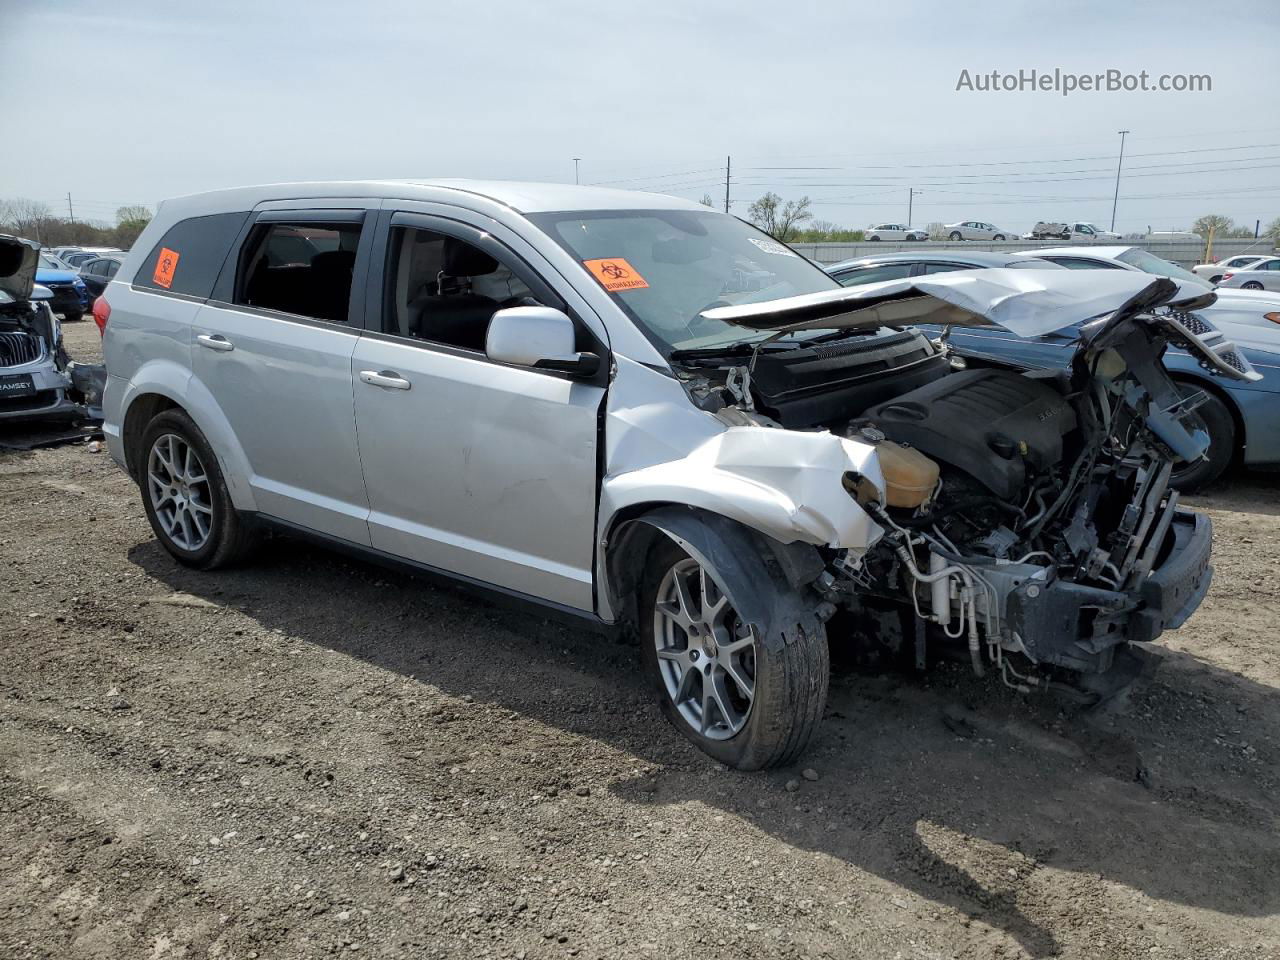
top-left (3, 0), bottom-right (1278, 234)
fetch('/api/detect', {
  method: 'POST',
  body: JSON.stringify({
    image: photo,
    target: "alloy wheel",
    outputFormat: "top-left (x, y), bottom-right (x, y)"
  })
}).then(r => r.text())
top-left (147, 433), bottom-right (214, 551)
top-left (652, 557), bottom-right (756, 740)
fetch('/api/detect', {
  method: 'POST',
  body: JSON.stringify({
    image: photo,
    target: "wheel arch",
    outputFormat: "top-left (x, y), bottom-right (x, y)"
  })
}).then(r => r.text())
top-left (118, 371), bottom-right (258, 511)
top-left (602, 504), bottom-right (827, 648)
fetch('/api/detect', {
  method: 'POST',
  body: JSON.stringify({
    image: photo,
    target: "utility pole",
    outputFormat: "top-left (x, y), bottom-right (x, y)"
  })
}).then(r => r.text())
top-left (572, 158), bottom-right (581, 185)
top-left (723, 156), bottom-right (732, 214)
top-left (66, 192), bottom-right (75, 224)
top-left (1110, 130), bottom-right (1129, 232)
top-left (907, 187), bottom-right (921, 226)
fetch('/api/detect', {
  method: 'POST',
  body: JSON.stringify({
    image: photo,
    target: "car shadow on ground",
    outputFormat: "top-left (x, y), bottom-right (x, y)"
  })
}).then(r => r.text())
top-left (129, 535), bottom-right (1280, 959)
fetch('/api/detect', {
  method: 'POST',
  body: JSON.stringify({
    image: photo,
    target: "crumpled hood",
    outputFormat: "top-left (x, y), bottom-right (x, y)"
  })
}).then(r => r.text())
top-left (702, 268), bottom-right (1213, 339)
top-left (0, 234), bottom-right (40, 301)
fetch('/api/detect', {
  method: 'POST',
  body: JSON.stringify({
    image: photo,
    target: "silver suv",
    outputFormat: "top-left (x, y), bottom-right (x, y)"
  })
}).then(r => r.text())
top-left (102, 181), bottom-right (1255, 769)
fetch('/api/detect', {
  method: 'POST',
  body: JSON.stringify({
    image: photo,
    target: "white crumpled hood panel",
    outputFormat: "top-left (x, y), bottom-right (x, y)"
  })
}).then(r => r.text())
top-left (702, 268), bottom-right (1196, 339)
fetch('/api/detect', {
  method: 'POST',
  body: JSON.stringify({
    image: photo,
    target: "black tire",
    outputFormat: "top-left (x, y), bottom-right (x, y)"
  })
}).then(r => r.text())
top-left (1242, 281), bottom-right (1264, 290)
top-left (868, 235), bottom-right (880, 241)
top-left (63, 310), bottom-right (84, 323)
top-left (639, 536), bottom-right (829, 770)
top-left (949, 232), bottom-right (963, 241)
top-left (139, 409), bottom-right (258, 569)
top-left (993, 234), bottom-right (1006, 241)
top-left (1209, 274), bottom-right (1223, 284)
top-left (1169, 384), bottom-right (1234, 492)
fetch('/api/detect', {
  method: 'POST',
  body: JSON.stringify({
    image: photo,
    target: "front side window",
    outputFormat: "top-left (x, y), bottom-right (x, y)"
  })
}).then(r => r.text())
top-left (1114, 248), bottom-right (1212, 288)
top-left (530, 208), bottom-right (840, 353)
top-left (383, 227), bottom-right (545, 351)
top-left (235, 221), bottom-right (362, 323)
top-left (832, 262), bottom-right (917, 286)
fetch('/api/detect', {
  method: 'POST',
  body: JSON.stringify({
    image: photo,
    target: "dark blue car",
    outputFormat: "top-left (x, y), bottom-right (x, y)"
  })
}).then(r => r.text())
top-left (827, 251), bottom-right (1280, 490)
top-left (36, 253), bottom-right (89, 322)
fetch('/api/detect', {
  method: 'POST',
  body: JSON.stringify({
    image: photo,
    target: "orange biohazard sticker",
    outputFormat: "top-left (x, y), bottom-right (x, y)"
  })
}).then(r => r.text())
top-left (153, 247), bottom-right (180, 289)
top-left (583, 257), bottom-right (649, 293)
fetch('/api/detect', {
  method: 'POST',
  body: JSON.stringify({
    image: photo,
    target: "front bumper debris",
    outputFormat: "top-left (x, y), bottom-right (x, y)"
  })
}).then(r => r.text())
top-left (1005, 510), bottom-right (1211, 672)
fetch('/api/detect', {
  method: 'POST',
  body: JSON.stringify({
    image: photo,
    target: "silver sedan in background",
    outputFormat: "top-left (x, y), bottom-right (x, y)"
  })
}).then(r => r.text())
top-left (943, 220), bottom-right (1012, 241)
top-left (1217, 256), bottom-right (1280, 291)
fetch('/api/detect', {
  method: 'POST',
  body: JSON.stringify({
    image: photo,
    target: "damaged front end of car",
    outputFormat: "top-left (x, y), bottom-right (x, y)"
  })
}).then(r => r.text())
top-left (679, 269), bottom-right (1258, 695)
top-left (0, 234), bottom-right (105, 424)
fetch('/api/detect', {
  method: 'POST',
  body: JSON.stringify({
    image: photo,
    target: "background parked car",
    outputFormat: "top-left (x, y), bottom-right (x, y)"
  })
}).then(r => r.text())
top-left (826, 250), bottom-right (1061, 286)
top-left (865, 223), bottom-right (928, 241)
top-left (1217, 256), bottom-right (1280, 292)
top-left (77, 254), bottom-right (124, 299)
top-left (1193, 254), bottom-right (1269, 283)
top-left (1027, 221), bottom-right (1121, 242)
top-left (943, 221), bottom-right (1012, 241)
top-left (36, 252), bottom-right (89, 322)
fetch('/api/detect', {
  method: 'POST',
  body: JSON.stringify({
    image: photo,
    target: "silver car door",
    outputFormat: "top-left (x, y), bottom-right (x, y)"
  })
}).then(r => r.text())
top-left (350, 209), bottom-right (606, 610)
top-left (193, 206), bottom-right (374, 545)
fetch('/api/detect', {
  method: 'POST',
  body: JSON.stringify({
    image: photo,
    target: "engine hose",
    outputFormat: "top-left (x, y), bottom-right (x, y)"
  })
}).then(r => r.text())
top-left (896, 497), bottom-right (1023, 529)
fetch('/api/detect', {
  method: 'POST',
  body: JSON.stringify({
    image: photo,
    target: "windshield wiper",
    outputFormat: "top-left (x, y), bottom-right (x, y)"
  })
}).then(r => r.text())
top-left (669, 340), bottom-right (795, 362)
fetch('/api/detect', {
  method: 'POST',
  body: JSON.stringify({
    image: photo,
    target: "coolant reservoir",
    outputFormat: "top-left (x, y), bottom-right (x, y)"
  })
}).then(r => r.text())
top-left (857, 427), bottom-right (939, 509)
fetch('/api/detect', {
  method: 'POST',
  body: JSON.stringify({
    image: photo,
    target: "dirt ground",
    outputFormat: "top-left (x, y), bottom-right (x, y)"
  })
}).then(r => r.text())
top-left (1, 321), bottom-right (1277, 960)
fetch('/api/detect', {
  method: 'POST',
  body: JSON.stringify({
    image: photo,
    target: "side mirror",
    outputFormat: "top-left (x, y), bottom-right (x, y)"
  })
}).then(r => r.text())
top-left (30, 283), bottom-right (54, 301)
top-left (486, 306), bottom-right (600, 377)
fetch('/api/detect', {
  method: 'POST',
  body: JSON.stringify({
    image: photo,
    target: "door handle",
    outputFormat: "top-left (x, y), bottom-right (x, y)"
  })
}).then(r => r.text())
top-left (197, 334), bottom-right (234, 352)
top-left (359, 370), bottom-right (412, 391)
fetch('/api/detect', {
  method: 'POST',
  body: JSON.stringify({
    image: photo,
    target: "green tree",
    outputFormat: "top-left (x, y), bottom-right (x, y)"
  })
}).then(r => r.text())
top-left (746, 192), bottom-right (813, 242)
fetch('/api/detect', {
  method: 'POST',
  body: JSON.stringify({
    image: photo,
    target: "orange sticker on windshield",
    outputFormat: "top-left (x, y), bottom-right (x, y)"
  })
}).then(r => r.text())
top-left (153, 247), bottom-right (180, 289)
top-left (583, 258), bottom-right (649, 292)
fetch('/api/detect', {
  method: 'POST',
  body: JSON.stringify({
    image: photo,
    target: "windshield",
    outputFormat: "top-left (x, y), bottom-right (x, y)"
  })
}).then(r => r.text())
top-left (39, 255), bottom-right (62, 269)
top-left (1116, 248), bottom-right (1212, 289)
top-left (529, 209), bottom-right (841, 353)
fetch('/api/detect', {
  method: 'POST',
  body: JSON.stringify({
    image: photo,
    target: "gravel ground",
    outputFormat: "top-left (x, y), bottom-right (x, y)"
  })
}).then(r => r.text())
top-left (1, 322), bottom-right (1277, 960)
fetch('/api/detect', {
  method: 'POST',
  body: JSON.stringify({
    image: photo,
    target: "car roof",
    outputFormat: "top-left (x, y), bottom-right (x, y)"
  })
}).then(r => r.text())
top-left (153, 179), bottom-right (706, 218)
top-left (826, 250), bottom-right (1044, 271)
top-left (1030, 246), bottom-right (1135, 258)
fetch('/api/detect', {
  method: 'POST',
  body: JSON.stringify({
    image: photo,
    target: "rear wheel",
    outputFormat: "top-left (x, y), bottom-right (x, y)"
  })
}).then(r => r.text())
top-left (993, 234), bottom-right (1006, 241)
top-left (1209, 274), bottom-right (1224, 283)
top-left (140, 409), bottom-right (258, 568)
top-left (1243, 281), bottom-right (1264, 290)
top-left (949, 231), bottom-right (963, 241)
top-left (640, 537), bottom-right (828, 770)
top-left (1169, 384), bottom-right (1234, 492)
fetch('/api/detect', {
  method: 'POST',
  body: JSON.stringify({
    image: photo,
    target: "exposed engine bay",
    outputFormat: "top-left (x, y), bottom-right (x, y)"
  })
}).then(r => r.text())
top-left (0, 234), bottom-right (105, 425)
top-left (676, 273), bottom-right (1258, 696)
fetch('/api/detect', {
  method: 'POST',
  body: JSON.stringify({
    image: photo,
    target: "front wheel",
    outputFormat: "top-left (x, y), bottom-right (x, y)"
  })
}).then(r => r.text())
top-left (640, 538), bottom-right (828, 770)
top-left (140, 409), bottom-right (258, 568)
top-left (1169, 385), bottom-right (1234, 492)
top-left (63, 310), bottom-right (84, 323)
top-left (868, 235), bottom-right (881, 241)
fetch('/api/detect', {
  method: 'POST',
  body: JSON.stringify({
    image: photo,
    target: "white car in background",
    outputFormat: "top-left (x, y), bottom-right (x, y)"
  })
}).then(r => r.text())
top-left (943, 221), bottom-right (1012, 241)
top-left (1026, 222), bottom-right (1121, 242)
top-left (1216, 256), bottom-right (1280, 292)
top-left (865, 223), bottom-right (928, 241)
top-left (1027, 245), bottom-right (1280, 351)
top-left (1192, 254), bottom-right (1270, 284)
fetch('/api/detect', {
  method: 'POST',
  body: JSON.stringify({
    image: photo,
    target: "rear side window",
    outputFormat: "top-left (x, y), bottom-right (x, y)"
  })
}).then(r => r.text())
top-left (234, 221), bottom-right (363, 324)
top-left (134, 212), bottom-right (250, 298)
top-left (831, 262), bottom-right (915, 286)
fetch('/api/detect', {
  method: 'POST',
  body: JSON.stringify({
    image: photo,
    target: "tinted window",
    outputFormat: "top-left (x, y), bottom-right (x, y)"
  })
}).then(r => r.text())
top-left (921, 262), bottom-right (971, 275)
top-left (135, 212), bottom-right (251, 298)
top-left (234, 221), bottom-right (362, 323)
top-left (831, 263), bottom-right (916, 286)
top-left (105, 260), bottom-right (120, 278)
top-left (383, 226), bottom-right (549, 351)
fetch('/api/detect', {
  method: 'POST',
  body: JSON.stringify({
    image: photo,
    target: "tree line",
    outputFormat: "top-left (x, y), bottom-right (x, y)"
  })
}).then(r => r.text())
top-left (716, 191), bottom-right (1280, 247)
top-left (0, 197), bottom-right (153, 250)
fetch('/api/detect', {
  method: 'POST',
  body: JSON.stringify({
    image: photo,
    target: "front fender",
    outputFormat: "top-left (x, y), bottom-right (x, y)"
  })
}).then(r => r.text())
top-left (596, 427), bottom-right (885, 622)
top-left (112, 360), bottom-right (258, 512)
